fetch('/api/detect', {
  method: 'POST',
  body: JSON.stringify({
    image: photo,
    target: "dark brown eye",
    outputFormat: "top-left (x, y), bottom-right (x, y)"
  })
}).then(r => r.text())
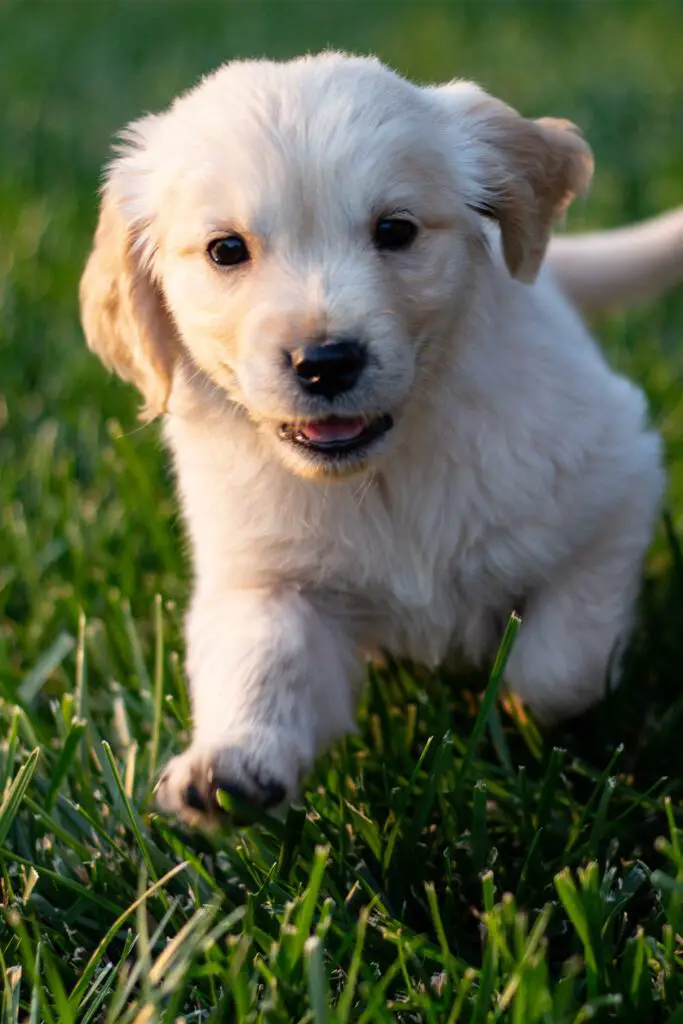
top-left (207, 235), bottom-right (250, 267)
top-left (373, 217), bottom-right (418, 251)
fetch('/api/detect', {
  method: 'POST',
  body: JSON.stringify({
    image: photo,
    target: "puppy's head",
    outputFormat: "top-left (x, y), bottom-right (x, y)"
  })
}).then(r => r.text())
top-left (81, 54), bottom-right (592, 479)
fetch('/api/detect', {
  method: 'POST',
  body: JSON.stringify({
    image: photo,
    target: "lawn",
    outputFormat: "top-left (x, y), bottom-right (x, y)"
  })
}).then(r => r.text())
top-left (2, 0), bottom-right (683, 1020)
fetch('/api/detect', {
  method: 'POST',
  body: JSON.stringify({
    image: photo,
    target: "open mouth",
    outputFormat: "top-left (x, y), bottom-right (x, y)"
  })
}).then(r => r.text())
top-left (277, 414), bottom-right (393, 457)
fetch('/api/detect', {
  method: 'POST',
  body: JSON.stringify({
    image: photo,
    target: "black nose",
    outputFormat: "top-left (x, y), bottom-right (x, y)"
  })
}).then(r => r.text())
top-left (290, 339), bottom-right (367, 399)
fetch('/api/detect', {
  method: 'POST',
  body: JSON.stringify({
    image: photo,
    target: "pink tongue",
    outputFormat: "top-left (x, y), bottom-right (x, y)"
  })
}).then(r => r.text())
top-left (300, 417), bottom-right (366, 443)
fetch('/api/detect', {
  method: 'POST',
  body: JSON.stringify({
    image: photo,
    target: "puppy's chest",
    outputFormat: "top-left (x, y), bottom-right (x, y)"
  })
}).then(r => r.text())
top-left (177, 432), bottom-right (521, 662)
top-left (287, 471), bottom-right (498, 661)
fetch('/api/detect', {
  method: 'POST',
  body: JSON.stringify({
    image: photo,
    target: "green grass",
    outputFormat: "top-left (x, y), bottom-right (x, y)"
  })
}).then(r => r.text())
top-left (2, 0), bottom-right (683, 1019)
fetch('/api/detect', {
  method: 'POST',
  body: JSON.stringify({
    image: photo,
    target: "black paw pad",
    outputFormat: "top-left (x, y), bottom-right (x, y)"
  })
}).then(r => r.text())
top-left (210, 773), bottom-right (287, 815)
top-left (258, 779), bottom-right (286, 809)
top-left (184, 782), bottom-right (208, 812)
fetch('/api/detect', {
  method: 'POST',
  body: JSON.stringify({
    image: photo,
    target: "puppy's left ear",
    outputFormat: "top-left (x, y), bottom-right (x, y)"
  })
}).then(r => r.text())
top-left (432, 83), bottom-right (594, 283)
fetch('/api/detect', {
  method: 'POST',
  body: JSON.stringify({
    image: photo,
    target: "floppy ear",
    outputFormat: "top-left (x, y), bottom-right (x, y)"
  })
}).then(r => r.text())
top-left (79, 186), bottom-right (178, 421)
top-left (433, 83), bottom-right (594, 283)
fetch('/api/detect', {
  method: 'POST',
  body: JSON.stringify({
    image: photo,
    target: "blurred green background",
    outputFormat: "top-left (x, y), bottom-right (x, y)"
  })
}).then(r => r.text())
top-left (1, 0), bottom-right (683, 688)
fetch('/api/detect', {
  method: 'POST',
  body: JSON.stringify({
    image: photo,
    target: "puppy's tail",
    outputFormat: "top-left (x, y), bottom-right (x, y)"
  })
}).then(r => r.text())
top-left (547, 207), bottom-right (683, 312)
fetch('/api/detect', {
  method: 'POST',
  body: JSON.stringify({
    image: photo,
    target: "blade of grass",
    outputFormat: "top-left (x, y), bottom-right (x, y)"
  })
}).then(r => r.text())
top-left (44, 717), bottom-right (87, 810)
top-left (100, 740), bottom-right (159, 884)
top-left (148, 594), bottom-right (164, 784)
top-left (456, 613), bottom-right (521, 803)
top-left (0, 749), bottom-right (41, 845)
top-left (554, 867), bottom-right (597, 974)
top-left (69, 860), bottom-right (188, 1008)
top-left (304, 936), bottom-right (330, 1024)
top-left (18, 632), bottom-right (75, 705)
top-left (337, 905), bottom-right (369, 1023)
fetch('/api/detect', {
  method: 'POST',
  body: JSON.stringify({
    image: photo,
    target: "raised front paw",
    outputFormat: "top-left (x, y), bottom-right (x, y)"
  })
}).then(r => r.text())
top-left (154, 729), bottom-right (306, 828)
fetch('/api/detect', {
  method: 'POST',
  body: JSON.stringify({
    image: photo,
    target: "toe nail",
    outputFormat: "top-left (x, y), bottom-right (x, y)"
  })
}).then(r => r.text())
top-left (153, 770), bottom-right (169, 795)
top-left (184, 783), bottom-right (207, 812)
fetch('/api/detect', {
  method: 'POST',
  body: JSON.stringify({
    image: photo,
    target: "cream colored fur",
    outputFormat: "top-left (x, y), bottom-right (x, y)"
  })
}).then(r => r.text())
top-left (548, 207), bottom-right (683, 310)
top-left (80, 53), bottom-right (677, 826)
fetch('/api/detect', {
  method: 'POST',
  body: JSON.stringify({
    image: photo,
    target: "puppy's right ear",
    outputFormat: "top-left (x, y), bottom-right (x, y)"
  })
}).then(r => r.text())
top-left (79, 179), bottom-right (177, 421)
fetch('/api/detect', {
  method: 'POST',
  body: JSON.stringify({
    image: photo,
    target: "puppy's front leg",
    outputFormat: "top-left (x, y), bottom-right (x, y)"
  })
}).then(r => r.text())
top-left (155, 588), bottom-right (360, 826)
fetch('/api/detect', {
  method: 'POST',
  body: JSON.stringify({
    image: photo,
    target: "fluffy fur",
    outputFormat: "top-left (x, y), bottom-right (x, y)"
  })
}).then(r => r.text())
top-left (79, 53), bottom-right (680, 826)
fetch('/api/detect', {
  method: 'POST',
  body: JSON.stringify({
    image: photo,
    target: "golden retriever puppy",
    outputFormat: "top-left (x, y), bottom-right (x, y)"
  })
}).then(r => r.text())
top-left (80, 53), bottom-right (682, 826)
